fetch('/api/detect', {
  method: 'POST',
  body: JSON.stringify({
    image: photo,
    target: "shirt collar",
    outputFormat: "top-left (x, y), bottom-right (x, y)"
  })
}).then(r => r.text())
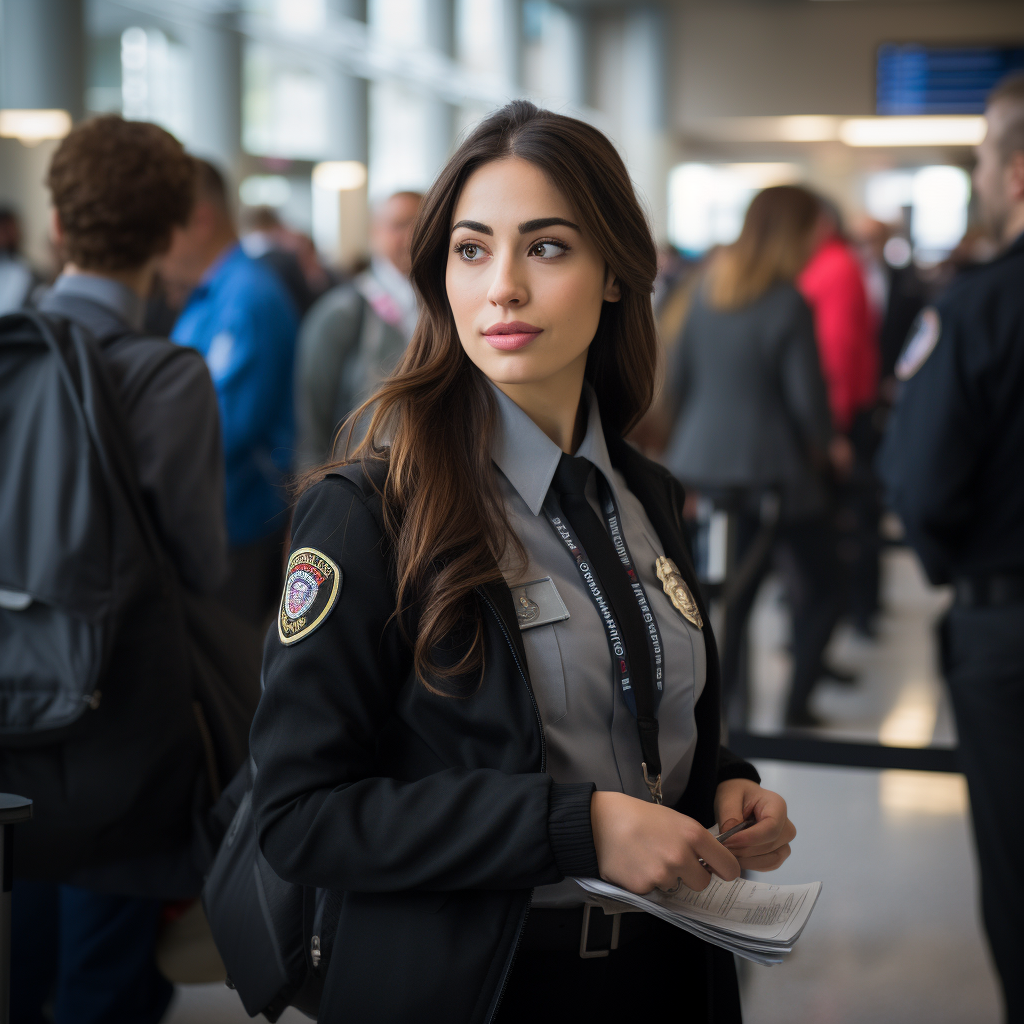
top-left (51, 273), bottom-right (145, 332)
top-left (184, 242), bottom-right (243, 308)
top-left (370, 255), bottom-right (418, 323)
top-left (490, 381), bottom-right (614, 516)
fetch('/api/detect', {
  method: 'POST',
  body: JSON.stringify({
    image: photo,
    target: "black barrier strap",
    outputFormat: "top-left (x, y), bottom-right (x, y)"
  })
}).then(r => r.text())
top-left (727, 730), bottom-right (961, 773)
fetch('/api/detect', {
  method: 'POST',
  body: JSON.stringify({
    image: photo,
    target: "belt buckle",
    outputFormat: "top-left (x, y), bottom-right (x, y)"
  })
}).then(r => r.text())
top-left (579, 903), bottom-right (621, 959)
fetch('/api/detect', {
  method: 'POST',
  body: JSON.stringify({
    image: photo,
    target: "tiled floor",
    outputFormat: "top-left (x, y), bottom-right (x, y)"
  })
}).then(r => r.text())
top-left (165, 548), bottom-right (1003, 1022)
top-left (741, 548), bottom-right (1001, 1023)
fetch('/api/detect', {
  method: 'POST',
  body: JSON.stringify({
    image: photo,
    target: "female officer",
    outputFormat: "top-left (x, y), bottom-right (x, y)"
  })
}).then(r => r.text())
top-left (249, 101), bottom-right (797, 1024)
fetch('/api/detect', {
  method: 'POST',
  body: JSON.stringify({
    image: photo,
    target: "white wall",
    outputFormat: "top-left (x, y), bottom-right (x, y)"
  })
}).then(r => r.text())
top-left (668, 0), bottom-right (1022, 126)
top-left (660, 0), bottom-right (1021, 226)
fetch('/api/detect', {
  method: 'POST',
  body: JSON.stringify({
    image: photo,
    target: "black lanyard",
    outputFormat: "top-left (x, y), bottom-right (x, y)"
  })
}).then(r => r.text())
top-left (542, 474), bottom-right (667, 802)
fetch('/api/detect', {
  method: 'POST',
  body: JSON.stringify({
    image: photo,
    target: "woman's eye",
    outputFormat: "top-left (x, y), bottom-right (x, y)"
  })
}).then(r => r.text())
top-left (456, 243), bottom-right (484, 262)
top-left (529, 241), bottom-right (566, 259)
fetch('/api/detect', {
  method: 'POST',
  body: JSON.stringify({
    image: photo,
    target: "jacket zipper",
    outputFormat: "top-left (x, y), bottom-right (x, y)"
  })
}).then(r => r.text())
top-left (476, 587), bottom-right (544, 1023)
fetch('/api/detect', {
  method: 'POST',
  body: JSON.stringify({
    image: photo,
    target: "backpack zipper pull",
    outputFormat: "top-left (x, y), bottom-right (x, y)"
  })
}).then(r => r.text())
top-left (311, 934), bottom-right (321, 969)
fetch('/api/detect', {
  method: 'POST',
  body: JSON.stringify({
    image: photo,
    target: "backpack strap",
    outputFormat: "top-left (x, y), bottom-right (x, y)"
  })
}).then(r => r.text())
top-left (25, 308), bottom-right (180, 583)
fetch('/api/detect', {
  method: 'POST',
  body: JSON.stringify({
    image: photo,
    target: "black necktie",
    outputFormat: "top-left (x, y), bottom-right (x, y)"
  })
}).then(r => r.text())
top-left (550, 453), bottom-right (662, 796)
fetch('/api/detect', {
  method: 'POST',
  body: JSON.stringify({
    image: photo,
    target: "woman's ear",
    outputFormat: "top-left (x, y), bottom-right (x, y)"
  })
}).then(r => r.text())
top-left (603, 268), bottom-right (621, 303)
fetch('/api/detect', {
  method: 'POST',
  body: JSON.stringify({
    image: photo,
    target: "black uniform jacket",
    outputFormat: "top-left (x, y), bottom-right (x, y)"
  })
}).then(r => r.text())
top-left (878, 231), bottom-right (1024, 584)
top-left (249, 429), bottom-right (759, 1023)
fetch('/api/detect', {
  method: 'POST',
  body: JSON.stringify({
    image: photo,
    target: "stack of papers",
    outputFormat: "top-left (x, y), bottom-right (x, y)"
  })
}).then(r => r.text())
top-left (572, 874), bottom-right (822, 965)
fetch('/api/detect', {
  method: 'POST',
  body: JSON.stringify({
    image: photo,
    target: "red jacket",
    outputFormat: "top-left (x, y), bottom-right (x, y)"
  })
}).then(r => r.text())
top-left (797, 237), bottom-right (879, 432)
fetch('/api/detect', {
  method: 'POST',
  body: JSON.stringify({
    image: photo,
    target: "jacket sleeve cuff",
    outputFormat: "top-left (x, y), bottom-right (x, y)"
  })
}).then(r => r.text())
top-left (547, 782), bottom-right (600, 879)
top-left (717, 745), bottom-right (761, 787)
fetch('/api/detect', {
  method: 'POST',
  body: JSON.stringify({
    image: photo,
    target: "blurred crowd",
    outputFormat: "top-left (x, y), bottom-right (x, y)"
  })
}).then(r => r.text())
top-left (0, 116), bottom-right (998, 732)
top-left (0, 105), bottom-right (1012, 1021)
top-left (640, 185), bottom-right (997, 730)
top-left (6, 66), bottom-right (1024, 1024)
top-left (0, 115), bottom-right (425, 1023)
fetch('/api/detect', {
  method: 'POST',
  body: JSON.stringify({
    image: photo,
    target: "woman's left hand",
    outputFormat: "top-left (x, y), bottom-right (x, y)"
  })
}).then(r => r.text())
top-left (714, 778), bottom-right (796, 872)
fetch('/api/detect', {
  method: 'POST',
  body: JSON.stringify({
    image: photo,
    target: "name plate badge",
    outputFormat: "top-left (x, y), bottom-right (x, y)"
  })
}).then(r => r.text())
top-left (510, 577), bottom-right (570, 630)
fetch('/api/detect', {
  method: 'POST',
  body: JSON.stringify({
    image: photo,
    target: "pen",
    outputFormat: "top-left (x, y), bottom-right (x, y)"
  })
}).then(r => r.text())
top-left (717, 815), bottom-right (757, 843)
top-left (694, 816), bottom-right (759, 876)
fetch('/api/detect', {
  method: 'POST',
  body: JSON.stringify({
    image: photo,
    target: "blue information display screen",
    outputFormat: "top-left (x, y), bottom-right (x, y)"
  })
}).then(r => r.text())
top-left (877, 43), bottom-right (1024, 115)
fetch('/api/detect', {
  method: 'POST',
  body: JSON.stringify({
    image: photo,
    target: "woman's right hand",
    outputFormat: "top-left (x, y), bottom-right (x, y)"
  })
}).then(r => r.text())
top-left (590, 790), bottom-right (741, 894)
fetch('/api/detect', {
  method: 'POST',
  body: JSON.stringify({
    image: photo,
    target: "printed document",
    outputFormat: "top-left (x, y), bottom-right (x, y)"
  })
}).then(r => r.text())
top-left (572, 874), bottom-right (822, 965)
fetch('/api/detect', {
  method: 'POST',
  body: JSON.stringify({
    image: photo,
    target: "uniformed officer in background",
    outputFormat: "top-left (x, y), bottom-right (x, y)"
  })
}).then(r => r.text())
top-left (878, 72), bottom-right (1024, 1023)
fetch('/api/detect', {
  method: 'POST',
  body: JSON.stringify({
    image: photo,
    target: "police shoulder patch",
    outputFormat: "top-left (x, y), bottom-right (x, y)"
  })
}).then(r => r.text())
top-left (278, 547), bottom-right (342, 645)
top-left (895, 307), bottom-right (941, 381)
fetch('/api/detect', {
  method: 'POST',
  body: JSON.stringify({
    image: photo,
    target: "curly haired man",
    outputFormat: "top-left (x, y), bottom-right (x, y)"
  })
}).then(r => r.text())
top-left (8, 115), bottom-right (228, 1024)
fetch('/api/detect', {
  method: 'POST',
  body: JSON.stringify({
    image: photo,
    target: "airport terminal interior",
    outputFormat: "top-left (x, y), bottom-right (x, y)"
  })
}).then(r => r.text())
top-left (1, 0), bottom-right (1022, 1021)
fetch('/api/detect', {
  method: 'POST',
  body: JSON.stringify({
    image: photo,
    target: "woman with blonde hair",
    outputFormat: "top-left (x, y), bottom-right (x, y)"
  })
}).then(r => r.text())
top-left (664, 185), bottom-right (838, 727)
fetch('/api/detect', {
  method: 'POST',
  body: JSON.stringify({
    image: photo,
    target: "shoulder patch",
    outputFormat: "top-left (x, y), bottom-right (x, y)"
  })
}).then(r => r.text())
top-left (278, 547), bottom-right (342, 645)
top-left (895, 307), bottom-right (941, 381)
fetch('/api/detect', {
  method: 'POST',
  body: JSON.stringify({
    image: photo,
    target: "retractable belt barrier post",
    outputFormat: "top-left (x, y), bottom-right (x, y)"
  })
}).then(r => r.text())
top-left (691, 494), bottom-right (960, 775)
top-left (0, 795), bottom-right (32, 1024)
top-left (693, 489), bottom-right (780, 727)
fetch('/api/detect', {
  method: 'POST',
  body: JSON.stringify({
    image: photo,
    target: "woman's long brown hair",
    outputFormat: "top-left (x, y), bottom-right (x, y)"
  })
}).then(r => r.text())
top-left (308, 100), bottom-right (659, 693)
top-left (706, 185), bottom-right (820, 310)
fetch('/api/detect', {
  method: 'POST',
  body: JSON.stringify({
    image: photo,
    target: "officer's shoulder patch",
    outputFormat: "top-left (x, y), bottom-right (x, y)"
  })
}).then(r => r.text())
top-left (278, 547), bottom-right (342, 645)
top-left (895, 307), bottom-right (942, 381)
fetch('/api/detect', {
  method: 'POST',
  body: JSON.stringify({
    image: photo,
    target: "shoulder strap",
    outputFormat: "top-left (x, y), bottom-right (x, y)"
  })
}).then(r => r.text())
top-left (78, 316), bottom-right (187, 422)
top-left (34, 309), bottom-right (180, 580)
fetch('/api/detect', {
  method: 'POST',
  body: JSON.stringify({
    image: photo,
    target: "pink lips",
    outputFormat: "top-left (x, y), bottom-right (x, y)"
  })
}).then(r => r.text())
top-left (483, 320), bottom-right (543, 351)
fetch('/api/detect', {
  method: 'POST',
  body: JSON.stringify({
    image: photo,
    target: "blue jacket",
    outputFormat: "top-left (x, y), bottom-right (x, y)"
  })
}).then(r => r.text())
top-left (173, 244), bottom-right (298, 547)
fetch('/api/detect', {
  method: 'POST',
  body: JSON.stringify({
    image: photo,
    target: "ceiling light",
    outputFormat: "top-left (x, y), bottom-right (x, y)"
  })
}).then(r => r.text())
top-left (776, 116), bottom-right (840, 142)
top-left (312, 161), bottom-right (367, 191)
top-left (0, 109), bottom-right (72, 144)
top-left (723, 162), bottom-right (802, 187)
top-left (839, 116), bottom-right (985, 147)
top-left (689, 116), bottom-right (840, 142)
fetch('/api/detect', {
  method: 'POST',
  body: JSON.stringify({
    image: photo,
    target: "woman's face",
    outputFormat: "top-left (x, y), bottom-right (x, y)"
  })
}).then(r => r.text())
top-left (446, 157), bottom-right (619, 390)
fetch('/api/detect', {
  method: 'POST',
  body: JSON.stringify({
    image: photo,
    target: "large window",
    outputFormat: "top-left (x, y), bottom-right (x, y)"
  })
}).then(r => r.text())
top-left (120, 27), bottom-right (191, 143)
top-left (243, 44), bottom-right (330, 161)
top-left (667, 163), bottom-right (801, 255)
top-left (863, 166), bottom-right (971, 262)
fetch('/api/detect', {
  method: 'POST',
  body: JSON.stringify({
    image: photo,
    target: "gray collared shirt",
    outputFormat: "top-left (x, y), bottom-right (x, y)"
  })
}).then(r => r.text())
top-left (491, 385), bottom-right (706, 906)
top-left (50, 272), bottom-right (146, 332)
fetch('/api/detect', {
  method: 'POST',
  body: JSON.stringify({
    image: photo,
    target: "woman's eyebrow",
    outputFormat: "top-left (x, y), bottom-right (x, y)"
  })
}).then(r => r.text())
top-left (519, 217), bottom-right (579, 233)
top-left (451, 219), bottom-right (492, 235)
top-left (450, 217), bottom-right (581, 235)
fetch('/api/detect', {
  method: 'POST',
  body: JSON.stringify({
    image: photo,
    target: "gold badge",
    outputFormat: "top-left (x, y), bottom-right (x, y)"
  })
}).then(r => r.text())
top-left (278, 547), bottom-right (342, 645)
top-left (655, 557), bottom-right (703, 629)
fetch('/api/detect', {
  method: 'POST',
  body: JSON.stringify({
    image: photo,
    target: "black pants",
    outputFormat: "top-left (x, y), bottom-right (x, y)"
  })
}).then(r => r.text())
top-left (11, 881), bottom-right (172, 1024)
top-left (777, 519), bottom-right (843, 721)
top-left (720, 514), bottom-right (841, 724)
top-left (719, 511), bottom-right (772, 725)
top-left (494, 917), bottom-right (742, 1023)
top-left (943, 605), bottom-right (1024, 1023)
top-left (842, 406), bottom-right (885, 633)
